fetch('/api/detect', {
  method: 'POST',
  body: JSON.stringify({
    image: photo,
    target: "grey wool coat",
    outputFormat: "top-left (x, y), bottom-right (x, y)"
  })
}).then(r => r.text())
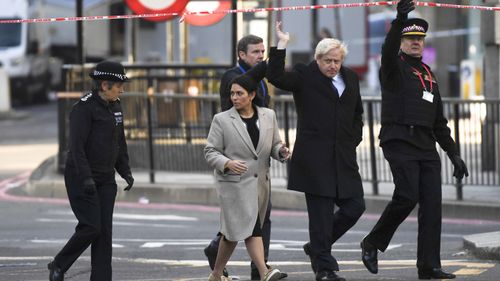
top-left (204, 106), bottom-right (285, 241)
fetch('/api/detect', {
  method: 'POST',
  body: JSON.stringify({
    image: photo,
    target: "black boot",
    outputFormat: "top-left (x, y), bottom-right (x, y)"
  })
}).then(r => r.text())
top-left (48, 261), bottom-right (64, 281)
top-left (204, 245), bottom-right (229, 277)
top-left (315, 270), bottom-right (346, 281)
top-left (303, 242), bottom-right (317, 273)
top-left (360, 239), bottom-right (378, 274)
top-left (418, 268), bottom-right (456, 279)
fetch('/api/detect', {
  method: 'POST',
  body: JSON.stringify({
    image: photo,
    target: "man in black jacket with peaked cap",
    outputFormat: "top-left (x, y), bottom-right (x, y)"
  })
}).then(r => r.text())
top-left (360, 1), bottom-right (468, 280)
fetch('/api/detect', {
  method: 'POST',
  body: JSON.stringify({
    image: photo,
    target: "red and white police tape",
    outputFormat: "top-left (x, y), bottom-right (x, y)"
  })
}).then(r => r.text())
top-left (0, 1), bottom-right (499, 24)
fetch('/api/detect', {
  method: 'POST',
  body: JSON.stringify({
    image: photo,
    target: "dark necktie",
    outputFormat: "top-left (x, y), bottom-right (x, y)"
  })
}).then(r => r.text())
top-left (332, 80), bottom-right (339, 96)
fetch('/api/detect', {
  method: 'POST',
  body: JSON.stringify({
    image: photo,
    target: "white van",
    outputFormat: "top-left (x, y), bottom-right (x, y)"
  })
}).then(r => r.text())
top-left (0, 0), bottom-right (51, 104)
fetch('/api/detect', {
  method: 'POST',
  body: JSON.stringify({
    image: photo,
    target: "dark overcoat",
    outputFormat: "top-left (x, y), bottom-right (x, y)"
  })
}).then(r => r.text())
top-left (219, 59), bottom-right (270, 111)
top-left (266, 47), bottom-right (364, 198)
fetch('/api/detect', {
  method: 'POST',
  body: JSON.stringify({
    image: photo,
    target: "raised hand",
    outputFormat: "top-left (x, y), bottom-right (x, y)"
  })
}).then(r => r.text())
top-left (275, 21), bottom-right (290, 49)
top-left (397, 0), bottom-right (415, 20)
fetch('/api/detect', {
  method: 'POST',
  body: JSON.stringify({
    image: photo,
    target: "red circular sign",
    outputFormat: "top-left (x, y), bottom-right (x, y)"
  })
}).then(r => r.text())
top-left (182, 1), bottom-right (231, 26)
top-left (125, 0), bottom-right (189, 22)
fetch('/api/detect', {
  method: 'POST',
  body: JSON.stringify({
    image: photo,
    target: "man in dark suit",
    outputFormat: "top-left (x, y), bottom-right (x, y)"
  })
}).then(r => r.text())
top-left (219, 34), bottom-right (270, 111)
top-left (205, 34), bottom-right (287, 281)
top-left (360, 1), bottom-right (468, 279)
top-left (266, 22), bottom-right (365, 281)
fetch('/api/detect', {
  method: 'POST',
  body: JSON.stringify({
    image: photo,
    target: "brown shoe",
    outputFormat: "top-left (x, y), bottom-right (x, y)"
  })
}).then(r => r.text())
top-left (262, 268), bottom-right (281, 281)
top-left (208, 273), bottom-right (232, 281)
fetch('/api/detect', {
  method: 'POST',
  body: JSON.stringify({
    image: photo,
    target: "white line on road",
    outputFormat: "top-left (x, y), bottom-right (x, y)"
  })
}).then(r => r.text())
top-left (113, 213), bottom-right (198, 221)
top-left (14, 238), bottom-right (404, 253)
top-left (36, 218), bottom-right (188, 228)
top-left (0, 256), bottom-right (492, 269)
top-left (47, 210), bottom-right (198, 221)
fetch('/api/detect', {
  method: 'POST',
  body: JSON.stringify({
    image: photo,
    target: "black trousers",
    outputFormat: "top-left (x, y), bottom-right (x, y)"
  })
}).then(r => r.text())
top-left (365, 141), bottom-right (442, 269)
top-left (305, 193), bottom-right (365, 273)
top-left (209, 199), bottom-right (272, 266)
top-left (54, 169), bottom-right (117, 281)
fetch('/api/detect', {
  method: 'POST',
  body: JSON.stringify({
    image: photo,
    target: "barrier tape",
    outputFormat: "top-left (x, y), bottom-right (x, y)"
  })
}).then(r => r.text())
top-left (0, 1), bottom-right (498, 24)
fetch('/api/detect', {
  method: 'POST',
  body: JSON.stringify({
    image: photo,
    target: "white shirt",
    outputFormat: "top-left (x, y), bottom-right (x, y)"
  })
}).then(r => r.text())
top-left (332, 74), bottom-right (346, 97)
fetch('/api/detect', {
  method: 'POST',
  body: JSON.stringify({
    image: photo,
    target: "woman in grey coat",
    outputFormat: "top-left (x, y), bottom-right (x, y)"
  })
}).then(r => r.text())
top-left (204, 72), bottom-right (290, 281)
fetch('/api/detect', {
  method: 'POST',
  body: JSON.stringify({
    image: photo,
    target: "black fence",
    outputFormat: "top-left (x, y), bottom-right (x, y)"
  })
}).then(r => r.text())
top-left (58, 91), bottom-right (500, 198)
top-left (58, 63), bottom-right (500, 200)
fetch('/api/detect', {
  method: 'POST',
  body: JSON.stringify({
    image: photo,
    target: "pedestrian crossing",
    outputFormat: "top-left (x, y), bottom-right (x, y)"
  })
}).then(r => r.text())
top-left (0, 255), bottom-right (496, 279)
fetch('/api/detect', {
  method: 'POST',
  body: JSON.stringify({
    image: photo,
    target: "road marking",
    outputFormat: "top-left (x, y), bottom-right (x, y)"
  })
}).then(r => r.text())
top-left (31, 239), bottom-right (67, 244)
top-left (47, 210), bottom-right (198, 221)
top-left (36, 218), bottom-right (188, 228)
top-left (454, 268), bottom-right (488, 275)
top-left (109, 257), bottom-right (495, 269)
top-left (0, 256), bottom-right (53, 260)
top-left (11, 238), bottom-right (403, 253)
top-left (113, 213), bottom-right (198, 221)
top-left (2, 174), bottom-right (500, 228)
top-left (0, 256), bottom-right (494, 278)
top-left (141, 241), bottom-right (214, 248)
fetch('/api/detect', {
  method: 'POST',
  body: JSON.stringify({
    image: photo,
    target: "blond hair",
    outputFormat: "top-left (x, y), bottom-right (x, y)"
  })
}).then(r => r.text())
top-left (314, 38), bottom-right (348, 60)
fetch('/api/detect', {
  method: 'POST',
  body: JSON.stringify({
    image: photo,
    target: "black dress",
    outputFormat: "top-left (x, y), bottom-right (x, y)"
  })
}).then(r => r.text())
top-left (241, 110), bottom-right (262, 237)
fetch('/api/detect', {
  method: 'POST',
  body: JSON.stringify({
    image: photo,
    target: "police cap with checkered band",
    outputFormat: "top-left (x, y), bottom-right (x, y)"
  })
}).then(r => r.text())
top-left (401, 18), bottom-right (428, 37)
top-left (89, 60), bottom-right (129, 82)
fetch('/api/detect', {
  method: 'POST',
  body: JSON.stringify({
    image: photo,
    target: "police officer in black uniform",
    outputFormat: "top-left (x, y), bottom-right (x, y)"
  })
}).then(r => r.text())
top-left (48, 61), bottom-right (134, 281)
top-left (205, 35), bottom-right (287, 281)
top-left (360, 1), bottom-right (469, 279)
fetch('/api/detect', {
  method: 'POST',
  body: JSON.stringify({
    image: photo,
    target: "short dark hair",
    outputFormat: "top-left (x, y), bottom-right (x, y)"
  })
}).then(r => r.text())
top-left (92, 80), bottom-right (117, 92)
top-left (237, 35), bottom-right (263, 56)
top-left (231, 74), bottom-right (258, 93)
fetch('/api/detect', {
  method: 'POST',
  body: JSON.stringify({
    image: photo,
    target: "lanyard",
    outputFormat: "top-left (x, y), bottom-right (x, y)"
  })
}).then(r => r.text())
top-left (238, 65), bottom-right (267, 106)
top-left (400, 56), bottom-right (433, 92)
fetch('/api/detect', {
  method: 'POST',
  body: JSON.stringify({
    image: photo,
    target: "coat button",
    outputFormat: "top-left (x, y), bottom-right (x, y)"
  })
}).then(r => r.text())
top-left (254, 174), bottom-right (258, 178)
top-left (254, 156), bottom-right (258, 160)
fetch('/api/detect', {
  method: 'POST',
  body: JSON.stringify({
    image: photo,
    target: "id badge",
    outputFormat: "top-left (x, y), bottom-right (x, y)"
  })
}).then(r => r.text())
top-left (422, 90), bottom-right (434, 103)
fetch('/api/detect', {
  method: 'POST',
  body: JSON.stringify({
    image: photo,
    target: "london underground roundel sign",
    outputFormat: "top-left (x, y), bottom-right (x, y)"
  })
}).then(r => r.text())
top-left (183, 0), bottom-right (231, 26)
top-left (125, 0), bottom-right (189, 22)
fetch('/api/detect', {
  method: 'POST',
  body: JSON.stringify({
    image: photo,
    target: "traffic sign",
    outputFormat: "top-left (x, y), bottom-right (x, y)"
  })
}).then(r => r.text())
top-left (125, 0), bottom-right (189, 22)
top-left (182, 0), bottom-right (231, 26)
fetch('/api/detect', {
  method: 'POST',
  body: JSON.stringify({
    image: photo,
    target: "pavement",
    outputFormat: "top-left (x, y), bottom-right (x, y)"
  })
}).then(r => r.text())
top-left (0, 109), bottom-right (29, 120)
top-left (11, 154), bottom-right (500, 261)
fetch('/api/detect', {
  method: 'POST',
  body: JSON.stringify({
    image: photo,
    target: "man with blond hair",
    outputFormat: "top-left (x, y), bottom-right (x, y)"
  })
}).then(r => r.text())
top-left (266, 22), bottom-right (365, 281)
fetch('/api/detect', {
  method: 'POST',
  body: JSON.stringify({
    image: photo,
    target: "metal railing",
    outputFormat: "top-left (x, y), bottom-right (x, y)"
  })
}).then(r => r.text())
top-left (58, 92), bottom-right (500, 200)
top-left (57, 63), bottom-right (500, 199)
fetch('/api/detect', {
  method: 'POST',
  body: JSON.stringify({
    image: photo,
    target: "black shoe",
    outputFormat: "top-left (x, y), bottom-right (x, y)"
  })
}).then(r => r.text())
top-left (360, 239), bottom-right (378, 274)
top-left (204, 245), bottom-right (229, 277)
top-left (315, 270), bottom-right (346, 281)
top-left (48, 261), bottom-right (64, 281)
top-left (251, 264), bottom-right (288, 280)
top-left (277, 271), bottom-right (288, 279)
top-left (418, 268), bottom-right (456, 279)
top-left (251, 266), bottom-right (260, 280)
top-left (303, 242), bottom-right (317, 273)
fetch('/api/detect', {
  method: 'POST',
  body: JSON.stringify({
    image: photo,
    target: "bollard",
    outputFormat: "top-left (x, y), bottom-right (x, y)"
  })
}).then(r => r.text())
top-left (0, 66), bottom-right (11, 112)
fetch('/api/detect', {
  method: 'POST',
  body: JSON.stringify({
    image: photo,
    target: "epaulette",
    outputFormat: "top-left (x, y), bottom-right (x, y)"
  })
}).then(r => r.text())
top-left (80, 92), bottom-right (93, 102)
